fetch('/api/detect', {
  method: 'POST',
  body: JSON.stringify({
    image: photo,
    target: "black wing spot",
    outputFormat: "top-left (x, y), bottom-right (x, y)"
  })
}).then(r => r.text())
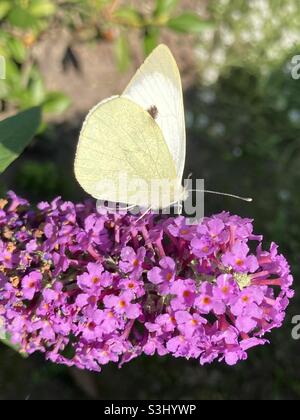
top-left (147, 105), bottom-right (158, 120)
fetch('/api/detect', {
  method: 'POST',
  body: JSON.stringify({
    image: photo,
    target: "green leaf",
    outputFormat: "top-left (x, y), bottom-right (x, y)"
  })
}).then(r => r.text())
top-left (0, 81), bottom-right (9, 99)
top-left (114, 7), bottom-right (143, 27)
top-left (115, 34), bottom-right (130, 72)
top-left (0, 55), bottom-right (5, 81)
top-left (29, 0), bottom-right (57, 17)
top-left (30, 77), bottom-right (46, 105)
top-left (43, 92), bottom-right (71, 114)
top-left (2, 59), bottom-right (22, 88)
top-left (168, 12), bottom-right (213, 33)
top-left (7, 37), bottom-right (27, 63)
top-left (0, 332), bottom-right (19, 352)
top-left (0, 1), bottom-right (11, 20)
top-left (0, 330), bottom-right (28, 358)
top-left (144, 27), bottom-right (159, 56)
top-left (8, 6), bottom-right (38, 29)
top-left (154, 0), bottom-right (179, 17)
top-left (0, 107), bottom-right (42, 174)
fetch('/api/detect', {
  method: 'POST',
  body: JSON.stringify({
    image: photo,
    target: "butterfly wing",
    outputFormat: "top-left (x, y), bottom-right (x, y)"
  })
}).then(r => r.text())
top-left (122, 44), bottom-right (186, 181)
top-left (74, 96), bottom-right (180, 209)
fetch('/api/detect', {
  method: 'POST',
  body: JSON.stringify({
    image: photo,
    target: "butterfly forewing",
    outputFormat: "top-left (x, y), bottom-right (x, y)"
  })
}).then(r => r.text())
top-left (74, 96), bottom-right (179, 208)
top-left (122, 44), bottom-right (186, 181)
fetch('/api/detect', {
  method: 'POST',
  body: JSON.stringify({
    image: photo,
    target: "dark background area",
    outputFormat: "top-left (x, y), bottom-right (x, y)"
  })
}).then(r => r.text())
top-left (1, 0), bottom-right (300, 400)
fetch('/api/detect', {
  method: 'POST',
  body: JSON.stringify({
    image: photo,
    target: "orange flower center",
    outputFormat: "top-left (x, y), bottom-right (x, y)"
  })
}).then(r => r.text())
top-left (236, 258), bottom-right (244, 266)
top-left (202, 296), bottom-right (211, 305)
top-left (119, 300), bottom-right (126, 308)
top-left (88, 322), bottom-right (96, 331)
top-left (222, 286), bottom-right (229, 294)
top-left (128, 282), bottom-right (135, 289)
top-left (183, 290), bottom-right (191, 298)
top-left (242, 295), bottom-right (250, 303)
top-left (166, 272), bottom-right (173, 281)
top-left (133, 259), bottom-right (139, 268)
top-left (92, 276), bottom-right (100, 285)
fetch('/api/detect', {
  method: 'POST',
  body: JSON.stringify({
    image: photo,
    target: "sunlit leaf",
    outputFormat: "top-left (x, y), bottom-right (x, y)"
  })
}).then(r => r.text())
top-left (168, 12), bottom-right (213, 33)
top-left (29, 0), bottom-right (57, 17)
top-left (7, 37), bottom-right (27, 63)
top-left (115, 34), bottom-right (130, 72)
top-left (30, 77), bottom-right (46, 105)
top-left (0, 107), bottom-right (42, 174)
top-left (8, 7), bottom-right (38, 29)
top-left (43, 92), bottom-right (71, 114)
top-left (154, 0), bottom-right (179, 17)
top-left (0, 0), bottom-right (11, 20)
top-left (114, 7), bottom-right (143, 27)
top-left (144, 27), bottom-right (159, 56)
top-left (0, 327), bottom-right (28, 358)
top-left (1, 58), bottom-right (21, 88)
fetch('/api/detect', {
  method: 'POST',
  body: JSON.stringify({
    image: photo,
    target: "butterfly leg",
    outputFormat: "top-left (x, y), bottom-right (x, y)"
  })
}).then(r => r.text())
top-left (177, 201), bottom-right (183, 215)
top-left (97, 202), bottom-right (137, 213)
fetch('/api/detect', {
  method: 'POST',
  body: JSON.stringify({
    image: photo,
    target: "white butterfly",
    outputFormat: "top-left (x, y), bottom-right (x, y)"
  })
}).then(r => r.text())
top-left (75, 44), bottom-right (187, 211)
top-left (75, 44), bottom-right (251, 211)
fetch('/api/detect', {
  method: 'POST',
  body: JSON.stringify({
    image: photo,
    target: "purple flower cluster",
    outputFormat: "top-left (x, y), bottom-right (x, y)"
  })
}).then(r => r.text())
top-left (0, 192), bottom-right (294, 371)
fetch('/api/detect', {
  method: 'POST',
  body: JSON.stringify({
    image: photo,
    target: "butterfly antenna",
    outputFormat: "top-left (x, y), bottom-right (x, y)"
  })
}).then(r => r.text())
top-left (189, 189), bottom-right (253, 203)
top-left (134, 207), bottom-right (152, 223)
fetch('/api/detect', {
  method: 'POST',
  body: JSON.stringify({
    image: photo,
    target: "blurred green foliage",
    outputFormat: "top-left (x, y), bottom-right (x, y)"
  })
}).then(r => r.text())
top-left (15, 160), bottom-right (66, 200)
top-left (1, 0), bottom-right (300, 401)
top-left (0, 0), bottom-right (71, 114)
top-left (0, 0), bottom-right (211, 112)
top-left (113, 0), bottom-right (212, 69)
